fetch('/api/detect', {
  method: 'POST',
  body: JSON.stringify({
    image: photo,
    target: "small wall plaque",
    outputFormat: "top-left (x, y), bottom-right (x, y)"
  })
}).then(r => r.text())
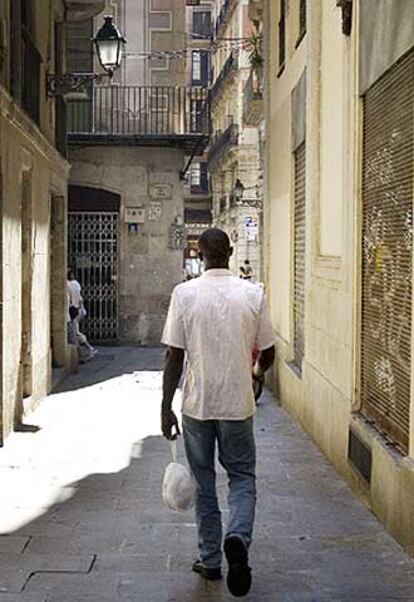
top-left (148, 202), bottom-right (162, 221)
top-left (149, 183), bottom-right (172, 199)
top-left (124, 207), bottom-right (145, 223)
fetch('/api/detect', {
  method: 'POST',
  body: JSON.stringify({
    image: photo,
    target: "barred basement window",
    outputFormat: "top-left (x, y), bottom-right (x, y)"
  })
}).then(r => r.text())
top-left (293, 142), bottom-right (306, 371)
top-left (361, 50), bottom-right (414, 454)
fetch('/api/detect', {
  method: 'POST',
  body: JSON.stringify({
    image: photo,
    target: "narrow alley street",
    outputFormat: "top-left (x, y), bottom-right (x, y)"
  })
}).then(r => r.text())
top-left (0, 348), bottom-right (413, 602)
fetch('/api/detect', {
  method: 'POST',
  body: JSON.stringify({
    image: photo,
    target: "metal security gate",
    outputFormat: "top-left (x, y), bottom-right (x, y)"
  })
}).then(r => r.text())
top-left (68, 212), bottom-right (119, 343)
top-left (361, 50), bottom-right (414, 453)
top-left (293, 142), bottom-right (306, 370)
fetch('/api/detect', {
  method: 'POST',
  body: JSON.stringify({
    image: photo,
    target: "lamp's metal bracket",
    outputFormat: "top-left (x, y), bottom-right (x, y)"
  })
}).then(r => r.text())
top-left (46, 72), bottom-right (109, 98)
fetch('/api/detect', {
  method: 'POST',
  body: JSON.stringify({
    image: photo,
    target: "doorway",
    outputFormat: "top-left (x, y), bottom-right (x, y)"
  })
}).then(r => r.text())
top-left (68, 185), bottom-right (120, 344)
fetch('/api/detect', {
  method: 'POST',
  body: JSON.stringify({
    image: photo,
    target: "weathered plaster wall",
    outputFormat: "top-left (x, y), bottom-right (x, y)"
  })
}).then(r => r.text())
top-left (0, 90), bottom-right (69, 443)
top-left (69, 145), bottom-right (185, 346)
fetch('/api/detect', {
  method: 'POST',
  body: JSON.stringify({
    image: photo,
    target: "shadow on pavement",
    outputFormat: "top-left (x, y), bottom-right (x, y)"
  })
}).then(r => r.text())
top-left (54, 347), bottom-right (165, 394)
top-left (0, 434), bottom-right (248, 602)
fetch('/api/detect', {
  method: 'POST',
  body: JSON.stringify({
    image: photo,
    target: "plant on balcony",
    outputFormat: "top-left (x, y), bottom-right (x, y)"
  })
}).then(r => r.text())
top-left (248, 30), bottom-right (263, 89)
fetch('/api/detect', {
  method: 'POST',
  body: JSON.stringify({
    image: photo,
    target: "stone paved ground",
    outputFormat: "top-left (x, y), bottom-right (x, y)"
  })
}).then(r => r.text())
top-left (0, 347), bottom-right (414, 602)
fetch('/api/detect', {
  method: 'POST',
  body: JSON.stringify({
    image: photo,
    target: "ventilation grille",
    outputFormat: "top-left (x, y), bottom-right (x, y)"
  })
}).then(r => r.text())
top-left (348, 429), bottom-right (372, 486)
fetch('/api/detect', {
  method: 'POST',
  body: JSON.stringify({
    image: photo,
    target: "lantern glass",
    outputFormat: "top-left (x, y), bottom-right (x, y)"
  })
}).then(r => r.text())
top-left (95, 38), bottom-right (121, 72)
top-left (93, 16), bottom-right (126, 75)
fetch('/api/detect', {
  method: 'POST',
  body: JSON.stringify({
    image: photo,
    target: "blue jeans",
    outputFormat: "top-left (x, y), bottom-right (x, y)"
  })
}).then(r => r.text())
top-left (182, 415), bottom-right (256, 569)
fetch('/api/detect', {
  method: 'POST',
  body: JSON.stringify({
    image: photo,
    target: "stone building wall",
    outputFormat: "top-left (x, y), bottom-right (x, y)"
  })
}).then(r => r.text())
top-left (0, 0), bottom-right (71, 444)
top-left (69, 146), bottom-right (185, 346)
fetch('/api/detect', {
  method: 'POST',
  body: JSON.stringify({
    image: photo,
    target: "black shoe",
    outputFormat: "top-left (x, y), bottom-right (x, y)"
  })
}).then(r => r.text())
top-left (192, 559), bottom-right (222, 581)
top-left (224, 536), bottom-right (252, 597)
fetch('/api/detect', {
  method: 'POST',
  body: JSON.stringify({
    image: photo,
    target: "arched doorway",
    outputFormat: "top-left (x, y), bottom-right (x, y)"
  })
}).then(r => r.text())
top-left (68, 185), bottom-right (120, 344)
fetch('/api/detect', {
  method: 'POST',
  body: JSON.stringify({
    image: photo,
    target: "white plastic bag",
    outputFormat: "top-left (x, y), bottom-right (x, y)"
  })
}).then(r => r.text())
top-left (162, 441), bottom-right (195, 512)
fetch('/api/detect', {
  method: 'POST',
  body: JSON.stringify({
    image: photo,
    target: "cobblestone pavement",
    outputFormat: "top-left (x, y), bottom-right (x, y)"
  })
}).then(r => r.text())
top-left (0, 347), bottom-right (414, 602)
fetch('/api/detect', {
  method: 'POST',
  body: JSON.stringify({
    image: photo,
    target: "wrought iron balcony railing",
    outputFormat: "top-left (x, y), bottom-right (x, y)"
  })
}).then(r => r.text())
top-left (67, 85), bottom-right (210, 152)
top-left (243, 71), bottom-right (263, 126)
top-left (208, 122), bottom-right (239, 166)
top-left (211, 51), bottom-right (238, 104)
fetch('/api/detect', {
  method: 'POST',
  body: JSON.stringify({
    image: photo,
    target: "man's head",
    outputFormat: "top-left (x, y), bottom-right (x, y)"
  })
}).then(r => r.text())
top-left (67, 266), bottom-right (75, 280)
top-left (198, 228), bottom-right (233, 268)
top-left (244, 259), bottom-right (250, 266)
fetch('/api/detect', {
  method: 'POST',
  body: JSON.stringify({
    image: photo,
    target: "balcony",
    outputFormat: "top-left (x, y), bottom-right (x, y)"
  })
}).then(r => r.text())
top-left (214, 0), bottom-right (237, 39)
top-left (248, 0), bottom-right (263, 23)
top-left (208, 122), bottom-right (239, 167)
top-left (243, 71), bottom-right (263, 126)
top-left (67, 86), bottom-right (210, 154)
top-left (211, 51), bottom-right (238, 105)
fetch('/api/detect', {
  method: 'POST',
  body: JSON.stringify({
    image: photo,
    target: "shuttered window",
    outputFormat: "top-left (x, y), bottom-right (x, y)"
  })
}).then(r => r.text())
top-left (361, 50), bottom-right (414, 453)
top-left (293, 142), bottom-right (306, 370)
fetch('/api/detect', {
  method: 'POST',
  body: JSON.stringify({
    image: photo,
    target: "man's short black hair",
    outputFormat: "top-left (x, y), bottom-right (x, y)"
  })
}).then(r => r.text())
top-left (198, 228), bottom-right (231, 262)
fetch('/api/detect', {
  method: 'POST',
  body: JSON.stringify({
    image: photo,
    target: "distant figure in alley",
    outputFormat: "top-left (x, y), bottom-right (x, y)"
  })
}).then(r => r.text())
top-left (161, 228), bottom-right (276, 597)
top-left (67, 267), bottom-right (97, 363)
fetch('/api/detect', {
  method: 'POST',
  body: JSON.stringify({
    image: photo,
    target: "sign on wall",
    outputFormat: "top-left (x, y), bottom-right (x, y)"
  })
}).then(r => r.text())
top-left (149, 183), bottom-right (172, 199)
top-left (244, 216), bottom-right (259, 241)
top-left (124, 207), bottom-right (145, 223)
top-left (148, 201), bottom-right (163, 221)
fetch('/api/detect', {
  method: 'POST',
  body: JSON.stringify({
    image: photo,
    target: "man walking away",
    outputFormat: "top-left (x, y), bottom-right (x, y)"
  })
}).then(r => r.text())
top-left (161, 228), bottom-right (276, 597)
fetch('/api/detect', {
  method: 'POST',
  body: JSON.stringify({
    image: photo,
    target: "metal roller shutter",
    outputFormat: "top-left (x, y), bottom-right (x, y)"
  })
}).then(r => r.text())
top-left (361, 49), bottom-right (414, 453)
top-left (294, 142), bottom-right (306, 370)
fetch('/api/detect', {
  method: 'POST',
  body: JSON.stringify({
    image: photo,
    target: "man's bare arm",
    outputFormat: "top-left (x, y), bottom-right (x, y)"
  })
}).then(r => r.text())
top-left (161, 346), bottom-right (185, 440)
top-left (253, 345), bottom-right (276, 377)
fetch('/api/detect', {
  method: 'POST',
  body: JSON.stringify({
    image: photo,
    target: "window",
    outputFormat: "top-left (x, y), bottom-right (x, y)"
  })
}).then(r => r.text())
top-left (192, 52), bottom-right (201, 81)
top-left (55, 22), bottom-right (67, 157)
top-left (192, 51), bottom-right (209, 86)
top-left (9, 0), bottom-right (41, 124)
top-left (190, 162), bottom-right (208, 193)
top-left (191, 163), bottom-right (201, 188)
top-left (192, 11), bottom-right (211, 38)
top-left (190, 99), bottom-right (203, 132)
top-left (66, 19), bottom-right (94, 134)
top-left (360, 50), bottom-right (414, 454)
top-left (278, 0), bottom-right (286, 74)
top-left (298, 0), bottom-right (306, 43)
top-left (293, 142), bottom-right (306, 371)
top-left (66, 19), bottom-right (94, 73)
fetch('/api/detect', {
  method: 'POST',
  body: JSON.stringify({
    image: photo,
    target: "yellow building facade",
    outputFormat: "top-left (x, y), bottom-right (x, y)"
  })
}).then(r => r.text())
top-left (0, 0), bottom-right (105, 444)
top-left (264, 0), bottom-right (414, 553)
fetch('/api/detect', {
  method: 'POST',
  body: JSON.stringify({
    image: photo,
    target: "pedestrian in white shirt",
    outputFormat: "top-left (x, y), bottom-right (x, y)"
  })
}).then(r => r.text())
top-left (161, 228), bottom-right (276, 597)
top-left (67, 268), bottom-right (97, 361)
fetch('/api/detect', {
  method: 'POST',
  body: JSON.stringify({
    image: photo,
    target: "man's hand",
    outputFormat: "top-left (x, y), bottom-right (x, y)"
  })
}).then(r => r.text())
top-left (161, 408), bottom-right (181, 440)
top-left (161, 346), bottom-right (184, 440)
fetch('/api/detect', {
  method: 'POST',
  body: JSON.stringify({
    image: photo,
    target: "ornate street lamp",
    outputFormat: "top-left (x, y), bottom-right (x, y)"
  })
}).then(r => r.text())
top-left (93, 16), bottom-right (126, 76)
top-left (47, 16), bottom-right (126, 97)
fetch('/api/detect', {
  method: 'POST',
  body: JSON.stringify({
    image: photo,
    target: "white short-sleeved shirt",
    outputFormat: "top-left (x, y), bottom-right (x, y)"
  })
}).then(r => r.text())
top-left (162, 269), bottom-right (277, 420)
top-left (67, 279), bottom-right (82, 308)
